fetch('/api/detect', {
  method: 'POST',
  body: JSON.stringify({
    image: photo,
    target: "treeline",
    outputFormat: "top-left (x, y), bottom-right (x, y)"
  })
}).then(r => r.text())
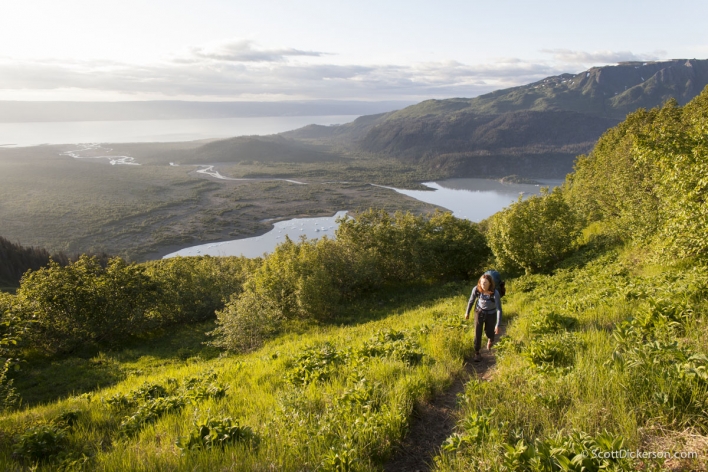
top-left (0, 237), bottom-right (69, 288)
top-left (0, 236), bottom-right (112, 289)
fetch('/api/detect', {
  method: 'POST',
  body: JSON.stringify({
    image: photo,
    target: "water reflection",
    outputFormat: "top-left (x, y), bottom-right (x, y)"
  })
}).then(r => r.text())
top-left (164, 211), bottom-right (347, 259)
top-left (390, 178), bottom-right (563, 221)
top-left (163, 178), bottom-right (563, 259)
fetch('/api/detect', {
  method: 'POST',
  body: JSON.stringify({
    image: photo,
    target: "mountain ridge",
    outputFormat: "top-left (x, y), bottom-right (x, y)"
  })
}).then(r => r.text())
top-left (275, 59), bottom-right (708, 178)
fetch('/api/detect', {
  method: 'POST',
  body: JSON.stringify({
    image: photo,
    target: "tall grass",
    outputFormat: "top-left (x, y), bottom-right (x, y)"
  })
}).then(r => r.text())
top-left (0, 283), bottom-right (479, 471)
top-left (433, 240), bottom-right (708, 471)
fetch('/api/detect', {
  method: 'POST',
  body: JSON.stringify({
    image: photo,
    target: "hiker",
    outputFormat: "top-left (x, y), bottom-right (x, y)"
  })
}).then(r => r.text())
top-left (464, 273), bottom-right (502, 362)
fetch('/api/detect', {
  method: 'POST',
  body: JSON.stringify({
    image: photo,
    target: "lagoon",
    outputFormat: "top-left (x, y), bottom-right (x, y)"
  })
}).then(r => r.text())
top-left (388, 178), bottom-right (563, 222)
top-left (164, 212), bottom-right (348, 259)
top-left (163, 178), bottom-right (562, 259)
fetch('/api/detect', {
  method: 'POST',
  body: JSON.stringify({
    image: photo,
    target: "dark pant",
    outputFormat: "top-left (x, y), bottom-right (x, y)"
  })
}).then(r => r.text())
top-left (474, 308), bottom-right (496, 353)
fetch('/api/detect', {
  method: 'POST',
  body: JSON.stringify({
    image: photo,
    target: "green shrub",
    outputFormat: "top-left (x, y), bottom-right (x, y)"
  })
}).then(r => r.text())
top-left (523, 333), bottom-right (578, 368)
top-left (119, 396), bottom-right (186, 438)
top-left (488, 188), bottom-right (580, 274)
top-left (0, 293), bottom-right (26, 411)
top-left (501, 430), bottom-right (634, 472)
top-left (12, 423), bottom-right (68, 464)
top-left (358, 329), bottom-right (423, 366)
top-left (567, 87), bottom-right (708, 260)
top-left (286, 342), bottom-right (345, 385)
top-left (176, 416), bottom-right (259, 452)
top-left (15, 256), bottom-right (163, 354)
top-left (212, 210), bottom-right (489, 352)
top-left (144, 256), bottom-right (260, 324)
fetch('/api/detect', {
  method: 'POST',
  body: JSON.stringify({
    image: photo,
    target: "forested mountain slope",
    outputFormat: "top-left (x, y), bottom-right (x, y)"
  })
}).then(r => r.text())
top-left (279, 59), bottom-right (708, 178)
top-left (0, 237), bottom-right (68, 289)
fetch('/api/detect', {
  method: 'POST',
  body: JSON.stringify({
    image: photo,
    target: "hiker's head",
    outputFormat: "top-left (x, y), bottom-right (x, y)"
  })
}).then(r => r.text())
top-left (478, 274), bottom-right (495, 294)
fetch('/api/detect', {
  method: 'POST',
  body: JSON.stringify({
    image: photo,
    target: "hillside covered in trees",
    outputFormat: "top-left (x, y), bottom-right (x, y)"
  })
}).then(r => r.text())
top-left (0, 86), bottom-right (707, 470)
top-left (282, 59), bottom-right (708, 178)
top-left (0, 237), bottom-right (70, 289)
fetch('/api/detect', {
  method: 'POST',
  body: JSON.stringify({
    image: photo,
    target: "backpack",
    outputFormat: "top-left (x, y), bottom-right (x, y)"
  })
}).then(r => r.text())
top-left (484, 270), bottom-right (506, 297)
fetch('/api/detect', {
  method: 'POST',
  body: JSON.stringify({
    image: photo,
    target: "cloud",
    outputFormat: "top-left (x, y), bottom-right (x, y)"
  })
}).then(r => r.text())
top-left (541, 48), bottom-right (667, 64)
top-left (179, 40), bottom-right (326, 63)
top-left (0, 41), bottom-right (566, 101)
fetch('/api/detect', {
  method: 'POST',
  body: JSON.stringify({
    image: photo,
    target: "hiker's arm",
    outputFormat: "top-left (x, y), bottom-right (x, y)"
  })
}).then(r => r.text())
top-left (495, 290), bottom-right (502, 333)
top-left (464, 287), bottom-right (478, 319)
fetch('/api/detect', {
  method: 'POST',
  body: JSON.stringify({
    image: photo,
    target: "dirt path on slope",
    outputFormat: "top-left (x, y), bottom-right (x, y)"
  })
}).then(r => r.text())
top-left (383, 347), bottom-right (497, 472)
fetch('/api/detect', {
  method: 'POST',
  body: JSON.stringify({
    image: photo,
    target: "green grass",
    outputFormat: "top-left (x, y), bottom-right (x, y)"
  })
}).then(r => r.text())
top-left (432, 240), bottom-right (708, 471)
top-left (0, 282), bottom-right (479, 471)
top-left (13, 321), bottom-right (221, 408)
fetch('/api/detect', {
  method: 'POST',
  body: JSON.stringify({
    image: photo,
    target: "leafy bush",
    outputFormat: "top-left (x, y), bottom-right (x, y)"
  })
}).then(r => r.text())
top-left (12, 423), bottom-right (68, 464)
top-left (0, 292), bottom-right (25, 410)
top-left (212, 210), bottom-right (489, 352)
top-left (567, 86), bottom-right (708, 260)
top-left (358, 329), bottom-right (423, 366)
top-left (609, 296), bottom-right (708, 431)
top-left (286, 342), bottom-right (345, 385)
top-left (523, 333), bottom-right (578, 368)
top-left (15, 256), bottom-right (163, 354)
top-left (441, 409), bottom-right (496, 453)
top-left (336, 209), bottom-right (489, 283)
top-left (176, 417), bottom-right (259, 452)
top-left (501, 430), bottom-right (634, 472)
top-left (487, 188), bottom-right (580, 274)
top-left (144, 256), bottom-right (260, 324)
top-left (119, 396), bottom-right (186, 438)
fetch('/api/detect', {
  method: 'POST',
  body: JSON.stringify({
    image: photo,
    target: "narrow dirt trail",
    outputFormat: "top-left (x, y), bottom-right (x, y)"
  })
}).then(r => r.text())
top-left (383, 346), bottom-right (497, 472)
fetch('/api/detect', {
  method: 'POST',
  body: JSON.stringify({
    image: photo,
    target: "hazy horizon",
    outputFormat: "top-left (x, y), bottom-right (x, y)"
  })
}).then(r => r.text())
top-left (0, 99), bottom-right (416, 123)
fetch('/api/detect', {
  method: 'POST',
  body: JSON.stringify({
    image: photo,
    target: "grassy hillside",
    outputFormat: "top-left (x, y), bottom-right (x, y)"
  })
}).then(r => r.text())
top-left (0, 281), bottom-right (482, 471)
top-left (1, 64), bottom-right (707, 472)
top-left (432, 238), bottom-right (708, 471)
top-left (2, 239), bottom-right (706, 470)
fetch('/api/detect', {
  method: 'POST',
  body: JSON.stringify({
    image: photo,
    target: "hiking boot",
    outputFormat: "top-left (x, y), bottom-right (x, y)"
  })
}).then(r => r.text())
top-left (473, 352), bottom-right (481, 362)
top-left (487, 339), bottom-right (493, 351)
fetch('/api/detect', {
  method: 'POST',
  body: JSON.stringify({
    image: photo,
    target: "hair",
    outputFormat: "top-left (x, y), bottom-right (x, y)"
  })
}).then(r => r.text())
top-left (477, 274), bottom-right (495, 294)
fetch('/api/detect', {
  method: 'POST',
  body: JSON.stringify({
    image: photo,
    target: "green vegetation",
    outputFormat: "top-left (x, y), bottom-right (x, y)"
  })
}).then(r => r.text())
top-left (211, 210), bottom-right (488, 352)
top-left (569, 92), bottom-right (708, 260)
top-left (0, 282), bottom-right (480, 471)
top-left (1, 83), bottom-right (707, 471)
top-left (488, 188), bottom-right (580, 274)
top-left (431, 87), bottom-right (708, 471)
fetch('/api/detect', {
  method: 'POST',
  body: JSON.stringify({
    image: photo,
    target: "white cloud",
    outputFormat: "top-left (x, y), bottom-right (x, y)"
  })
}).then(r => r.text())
top-left (180, 39), bottom-right (326, 63)
top-left (0, 40), bottom-right (569, 101)
top-left (541, 48), bottom-right (667, 64)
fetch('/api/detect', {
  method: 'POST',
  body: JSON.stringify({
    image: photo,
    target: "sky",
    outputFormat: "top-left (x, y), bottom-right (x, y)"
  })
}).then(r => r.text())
top-left (0, 0), bottom-right (706, 102)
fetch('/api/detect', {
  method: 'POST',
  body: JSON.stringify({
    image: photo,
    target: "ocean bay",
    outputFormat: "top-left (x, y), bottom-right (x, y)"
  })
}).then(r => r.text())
top-left (0, 115), bottom-right (358, 147)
